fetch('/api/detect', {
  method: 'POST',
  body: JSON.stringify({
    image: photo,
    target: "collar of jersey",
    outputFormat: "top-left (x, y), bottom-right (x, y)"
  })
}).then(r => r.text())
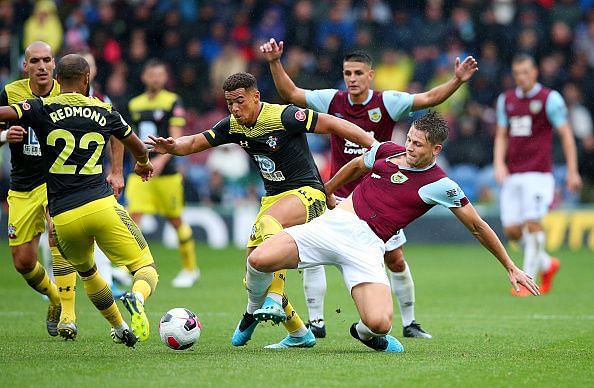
top-left (515, 83), bottom-right (542, 99)
top-left (29, 78), bottom-right (58, 98)
top-left (394, 161), bottom-right (436, 172)
top-left (348, 89), bottom-right (373, 106)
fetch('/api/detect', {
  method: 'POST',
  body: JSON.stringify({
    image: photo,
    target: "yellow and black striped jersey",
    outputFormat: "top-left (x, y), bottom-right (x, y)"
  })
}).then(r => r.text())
top-left (0, 78), bottom-right (60, 191)
top-left (203, 103), bottom-right (323, 196)
top-left (11, 93), bottom-right (132, 216)
top-left (128, 89), bottom-right (185, 175)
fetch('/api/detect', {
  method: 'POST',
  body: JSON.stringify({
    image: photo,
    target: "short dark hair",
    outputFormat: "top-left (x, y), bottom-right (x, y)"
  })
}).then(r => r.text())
top-left (512, 53), bottom-right (536, 67)
top-left (56, 54), bottom-right (89, 81)
top-left (222, 72), bottom-right (257, 92)
top-left (143, 58), bottom-right (167, 73)
top-left (412, 111), bottom-right (449, 145)
top-left (343, 50), bottom-right (373, 67)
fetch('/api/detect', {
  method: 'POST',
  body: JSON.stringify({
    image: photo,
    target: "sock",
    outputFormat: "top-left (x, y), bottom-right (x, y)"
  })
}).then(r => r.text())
top-left (355, 319), bottom-right (377, 341)
top-left (94, 244), bottom-right (113, 286)
top-left (51, 247), bottom-right (77, 321)
top-left (303, 266), bottom-right (326, 322)
top-left (267, 270), bottom-right (286, 304)
top-left (22, 261), bottom-right (60, 305)
top-left (390, 262), bottom-right (415, 327)
top-left (132, 266), bottom-right (159, 303)
top-left (281, 293), bottom-right (307, 334)
top-left (177, 223), bottom-right (197, 271)
top-left (114, 321), bottom-right (130, 337)
top-left (535, 231), bottom-right (552, 272)
top-left (522, 232), bottom-right (540, 278)
top-left (245, 262), bottom-right (273, 314)
top-left (81, 271), bottom-right (123, 328)
top-left (39, 232), bottom-right (54, 282)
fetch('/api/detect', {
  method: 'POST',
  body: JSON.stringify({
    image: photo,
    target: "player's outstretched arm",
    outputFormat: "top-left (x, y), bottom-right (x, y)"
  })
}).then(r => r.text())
top-left (450, 203), bottom-right (540, 295)
top-left (314, 113), bottom-right (375, 148)
top-left (493, 124), bottom-right (509, 184)
top-left (145, 133), bottom-right (212, 156)
top-left (325, 155), bottom-right (371, 199)
top-left (260, 38), bottom-right (308, 107)
top-left (411, 56), bottom-right (478, 111)
top-left (121, 132), bottom-right (153, 181)
top-left (0, 106), bottom-right (25, 144)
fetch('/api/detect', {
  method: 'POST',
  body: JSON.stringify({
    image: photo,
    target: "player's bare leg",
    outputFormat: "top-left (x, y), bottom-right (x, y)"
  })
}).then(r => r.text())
top-left (350, 282), bottom-right (403, 353)
top-left (525, 220), bottom-right (559, 294)
top-left (505, 223), bottom-right (545, 296)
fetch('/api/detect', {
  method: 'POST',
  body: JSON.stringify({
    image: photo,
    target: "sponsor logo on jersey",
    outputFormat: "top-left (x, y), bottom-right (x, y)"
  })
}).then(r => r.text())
top-left (239, 140), bottom-right (249, 148)
top-left (368, 107), bottom-right (382, 123)
top-left (266, 136), bottom-right (278, 150)
top-left (153, 109), bottom-right (165, 121)
top-left (371, 173), bottom-right (381, 179)
top-left (529, 100), bottom-right (543, 114)
top-left (7, 223), bottom-right (16, 239)
top-left (294, 109), bottom-right (307, 121)
top-left (446, 188), bottom-right (460, 198)
top-left (390, 171), bottom-right (408, 184)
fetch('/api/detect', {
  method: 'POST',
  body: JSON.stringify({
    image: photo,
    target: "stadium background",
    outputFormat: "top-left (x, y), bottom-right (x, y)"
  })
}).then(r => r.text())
top-left (1, 0), bottom-right (593, 248)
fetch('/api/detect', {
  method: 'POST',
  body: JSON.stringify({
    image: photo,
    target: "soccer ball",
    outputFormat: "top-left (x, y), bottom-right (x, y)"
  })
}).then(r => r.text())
top-left (158, 308), bottom-right (201, 350)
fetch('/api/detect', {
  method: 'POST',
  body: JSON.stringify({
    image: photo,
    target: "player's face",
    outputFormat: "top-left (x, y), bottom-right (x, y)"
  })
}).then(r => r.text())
top-left (512, 60), bottom-right (538, 92)
top-left (224, 87), bottom-right (261, 126)
top-left (405, 125), bottom-right (441, 168)
top-left (142, 65), bottom-right (168, 92)
top-left (342, 61), bottom-right (373, 98)
top-left (23, 46), bottom-right (55, 88)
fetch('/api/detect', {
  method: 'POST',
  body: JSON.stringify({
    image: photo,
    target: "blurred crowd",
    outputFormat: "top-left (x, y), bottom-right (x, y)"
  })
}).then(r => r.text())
top-left (1, 0), bottom-right (594, 207)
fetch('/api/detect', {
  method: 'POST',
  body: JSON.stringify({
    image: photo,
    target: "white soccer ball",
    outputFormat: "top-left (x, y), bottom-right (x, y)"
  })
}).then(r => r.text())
top-left (158, 308), bottom-right (201, 350)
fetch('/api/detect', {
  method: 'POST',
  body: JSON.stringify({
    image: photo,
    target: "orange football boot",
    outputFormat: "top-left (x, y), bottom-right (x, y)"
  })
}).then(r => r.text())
top-left (511, 284), bottom-right (534, 297)
top-left (540, 257), bottom-right (560, 294)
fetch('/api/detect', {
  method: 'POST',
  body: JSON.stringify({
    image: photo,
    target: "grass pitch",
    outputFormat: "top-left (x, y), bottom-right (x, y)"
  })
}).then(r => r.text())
top-left (0, 242), bottom-right (592, 387)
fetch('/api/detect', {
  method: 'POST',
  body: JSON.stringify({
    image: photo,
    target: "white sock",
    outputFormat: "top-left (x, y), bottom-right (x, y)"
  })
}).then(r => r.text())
top-left (39, 232), bottom-right (54, 282)
top-left (535, 231), bottom-right (552, 272)
top-left (522, 232), bottom-right (540, 278)
top-left (94, 244), bottom-right (113, 286)
top-left (267, 292), bottom-right (282, 305)
top-left (134, 291), bottom-right (145, 305)
top-left (290, 325), bottom-right (308, 337)
top-left (114, 321), bottom-right (130, 337)
top-left (303, 266), bottom-right (326, 322)
top-left (390, 262), bottom-right (415, 327)
top-left (245, 262), bottom-right (273, 314)
top-left (355, 319), bottom-right (380, 340)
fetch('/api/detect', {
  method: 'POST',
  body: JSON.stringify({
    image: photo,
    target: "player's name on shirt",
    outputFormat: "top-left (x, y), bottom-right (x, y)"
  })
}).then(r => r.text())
top-left (48, 105), bottom-right (107, 126)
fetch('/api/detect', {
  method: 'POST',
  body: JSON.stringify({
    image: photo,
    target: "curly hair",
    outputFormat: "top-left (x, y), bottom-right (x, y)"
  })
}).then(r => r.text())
top-left (412, 111), bottom-right (449, 145)
top-left (222, 72), bottom-right (258, 92)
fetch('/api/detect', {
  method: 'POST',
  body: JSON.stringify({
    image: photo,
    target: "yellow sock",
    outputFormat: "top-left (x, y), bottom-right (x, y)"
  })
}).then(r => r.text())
top-left (132, 265), bottom-right (159, 303)
top-left (81, 271), bottom-right (123, 328)
top-left (51, 247), bottom-right (77, 322)
top-left (22, 261), bottom-right (60, 305)
top-left (177, 224), bottom-right (197, 271)
top-left (268, 270), bottom-right (286, 295)
top-left (282, 295), bottom-right (306, 334)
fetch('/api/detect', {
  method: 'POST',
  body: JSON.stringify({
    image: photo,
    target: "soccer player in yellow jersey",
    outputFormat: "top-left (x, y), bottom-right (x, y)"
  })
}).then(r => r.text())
top-left (0, 54), bottom-right (159, 347)
top-left (148, 72), bottom-right (376, 348)
top-left (126, 59), bottom-right (198, 288)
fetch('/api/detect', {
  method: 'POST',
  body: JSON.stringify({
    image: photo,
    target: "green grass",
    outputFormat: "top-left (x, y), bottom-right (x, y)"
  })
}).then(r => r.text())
top-left (0, 242), bottom-right (592, 387)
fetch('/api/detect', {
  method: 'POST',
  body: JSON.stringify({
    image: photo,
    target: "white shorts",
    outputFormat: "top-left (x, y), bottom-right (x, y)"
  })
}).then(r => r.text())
top-left (284, 208), bottom-right (390, 293)
top-left (334, 195), bottom-right (406, 252)
top-left (500, 172), bottom-right (555, 227)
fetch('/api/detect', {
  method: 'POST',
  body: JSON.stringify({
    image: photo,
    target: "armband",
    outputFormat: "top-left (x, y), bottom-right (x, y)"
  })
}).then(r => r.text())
top-left (136, 158), bottom-right (149, 166)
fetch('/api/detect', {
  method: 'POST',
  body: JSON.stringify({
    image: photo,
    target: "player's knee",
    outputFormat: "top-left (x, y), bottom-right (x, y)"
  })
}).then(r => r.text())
top-left (247, 248), bottom-right (269, 272)
top-left (384, 249), bottom-right (405, 272)
top-left (504, 226), bottom-right (522, 241)
top-left (12, 256), bottom-right (36, 274)
top-left (364, 315), bottom-right (392, 335)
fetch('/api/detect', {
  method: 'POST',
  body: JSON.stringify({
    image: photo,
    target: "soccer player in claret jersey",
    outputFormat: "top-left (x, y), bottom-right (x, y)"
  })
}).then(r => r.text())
top-left (260, 38), bottom-right (478, 338)
top-left (127, 59), bottom-right (199, 288)
top-left (494, 54), bottom-right (582, 296)
top-left (0, 54), bottom-right (159, 347)
top-left (245, 111), bottom-right (539, 353)
top-left (147, 72), bottom-right (376, 349)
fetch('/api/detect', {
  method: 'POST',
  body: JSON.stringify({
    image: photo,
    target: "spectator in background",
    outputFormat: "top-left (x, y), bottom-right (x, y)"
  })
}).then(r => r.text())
top-left (384, 7), bottom-right (414, 52)
top-left (210, 44), bottom-right (248, 91)
top-left (23, 0), bottom-right (63, 52)
top-left (285, 0), bottom-right (317, 50)
top-left (374, 49), bottom-right (414, 92)
top-left (316, 3), bottom-right (355, 50)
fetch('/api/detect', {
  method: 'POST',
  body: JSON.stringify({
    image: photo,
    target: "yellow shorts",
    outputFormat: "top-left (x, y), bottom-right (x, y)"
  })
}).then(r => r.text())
top-left (125, 173), bottom-right (184, 218)
top-left (52, 195), bottom-right (154, 273)
top-left (247, 186), bottom-right (326, 248)
top-left (7, 183), bottom-right (48, 246)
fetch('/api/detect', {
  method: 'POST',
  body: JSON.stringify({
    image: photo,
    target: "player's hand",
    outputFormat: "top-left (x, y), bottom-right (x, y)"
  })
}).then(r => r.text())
top-left (326, 193), bottom-right (337, 209)
top-left (106, 171), bottom-right (125, 198)
top-left (566, 170), bottom-right (583, 192)
top-left (259, 38), bottom-right (284, 63)
top-left (494, 163), bottom-right (509, 185)
top-left (508, 266), bottom-right (540, 296)
top-left (146, 135), bottom-right (176, 154)
top-left (454, 56), bottom-right (479, 83)
top-left (134, 160), bottom-right (154, 182)
top-left (6, 125), bottom-right (27, 143)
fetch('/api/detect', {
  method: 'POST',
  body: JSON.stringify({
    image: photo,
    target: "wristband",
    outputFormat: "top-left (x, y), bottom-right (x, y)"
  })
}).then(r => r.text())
top-left (136, 159), bottom-right (149, 166)
top-left (0, 130), bottom-right (7, 143)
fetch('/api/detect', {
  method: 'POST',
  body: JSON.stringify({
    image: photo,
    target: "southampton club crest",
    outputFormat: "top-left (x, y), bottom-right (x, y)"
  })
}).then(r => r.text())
top-left (529, 100), bottom-right (543, 114)
top-left (266, 136), bottom-right (278, 151)
top-left (368, 107), bottom-right (382, 123)
top-left (7, 223), bottom-right (17, 239)
top-left (390, 171), bottom-right (408, 184)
